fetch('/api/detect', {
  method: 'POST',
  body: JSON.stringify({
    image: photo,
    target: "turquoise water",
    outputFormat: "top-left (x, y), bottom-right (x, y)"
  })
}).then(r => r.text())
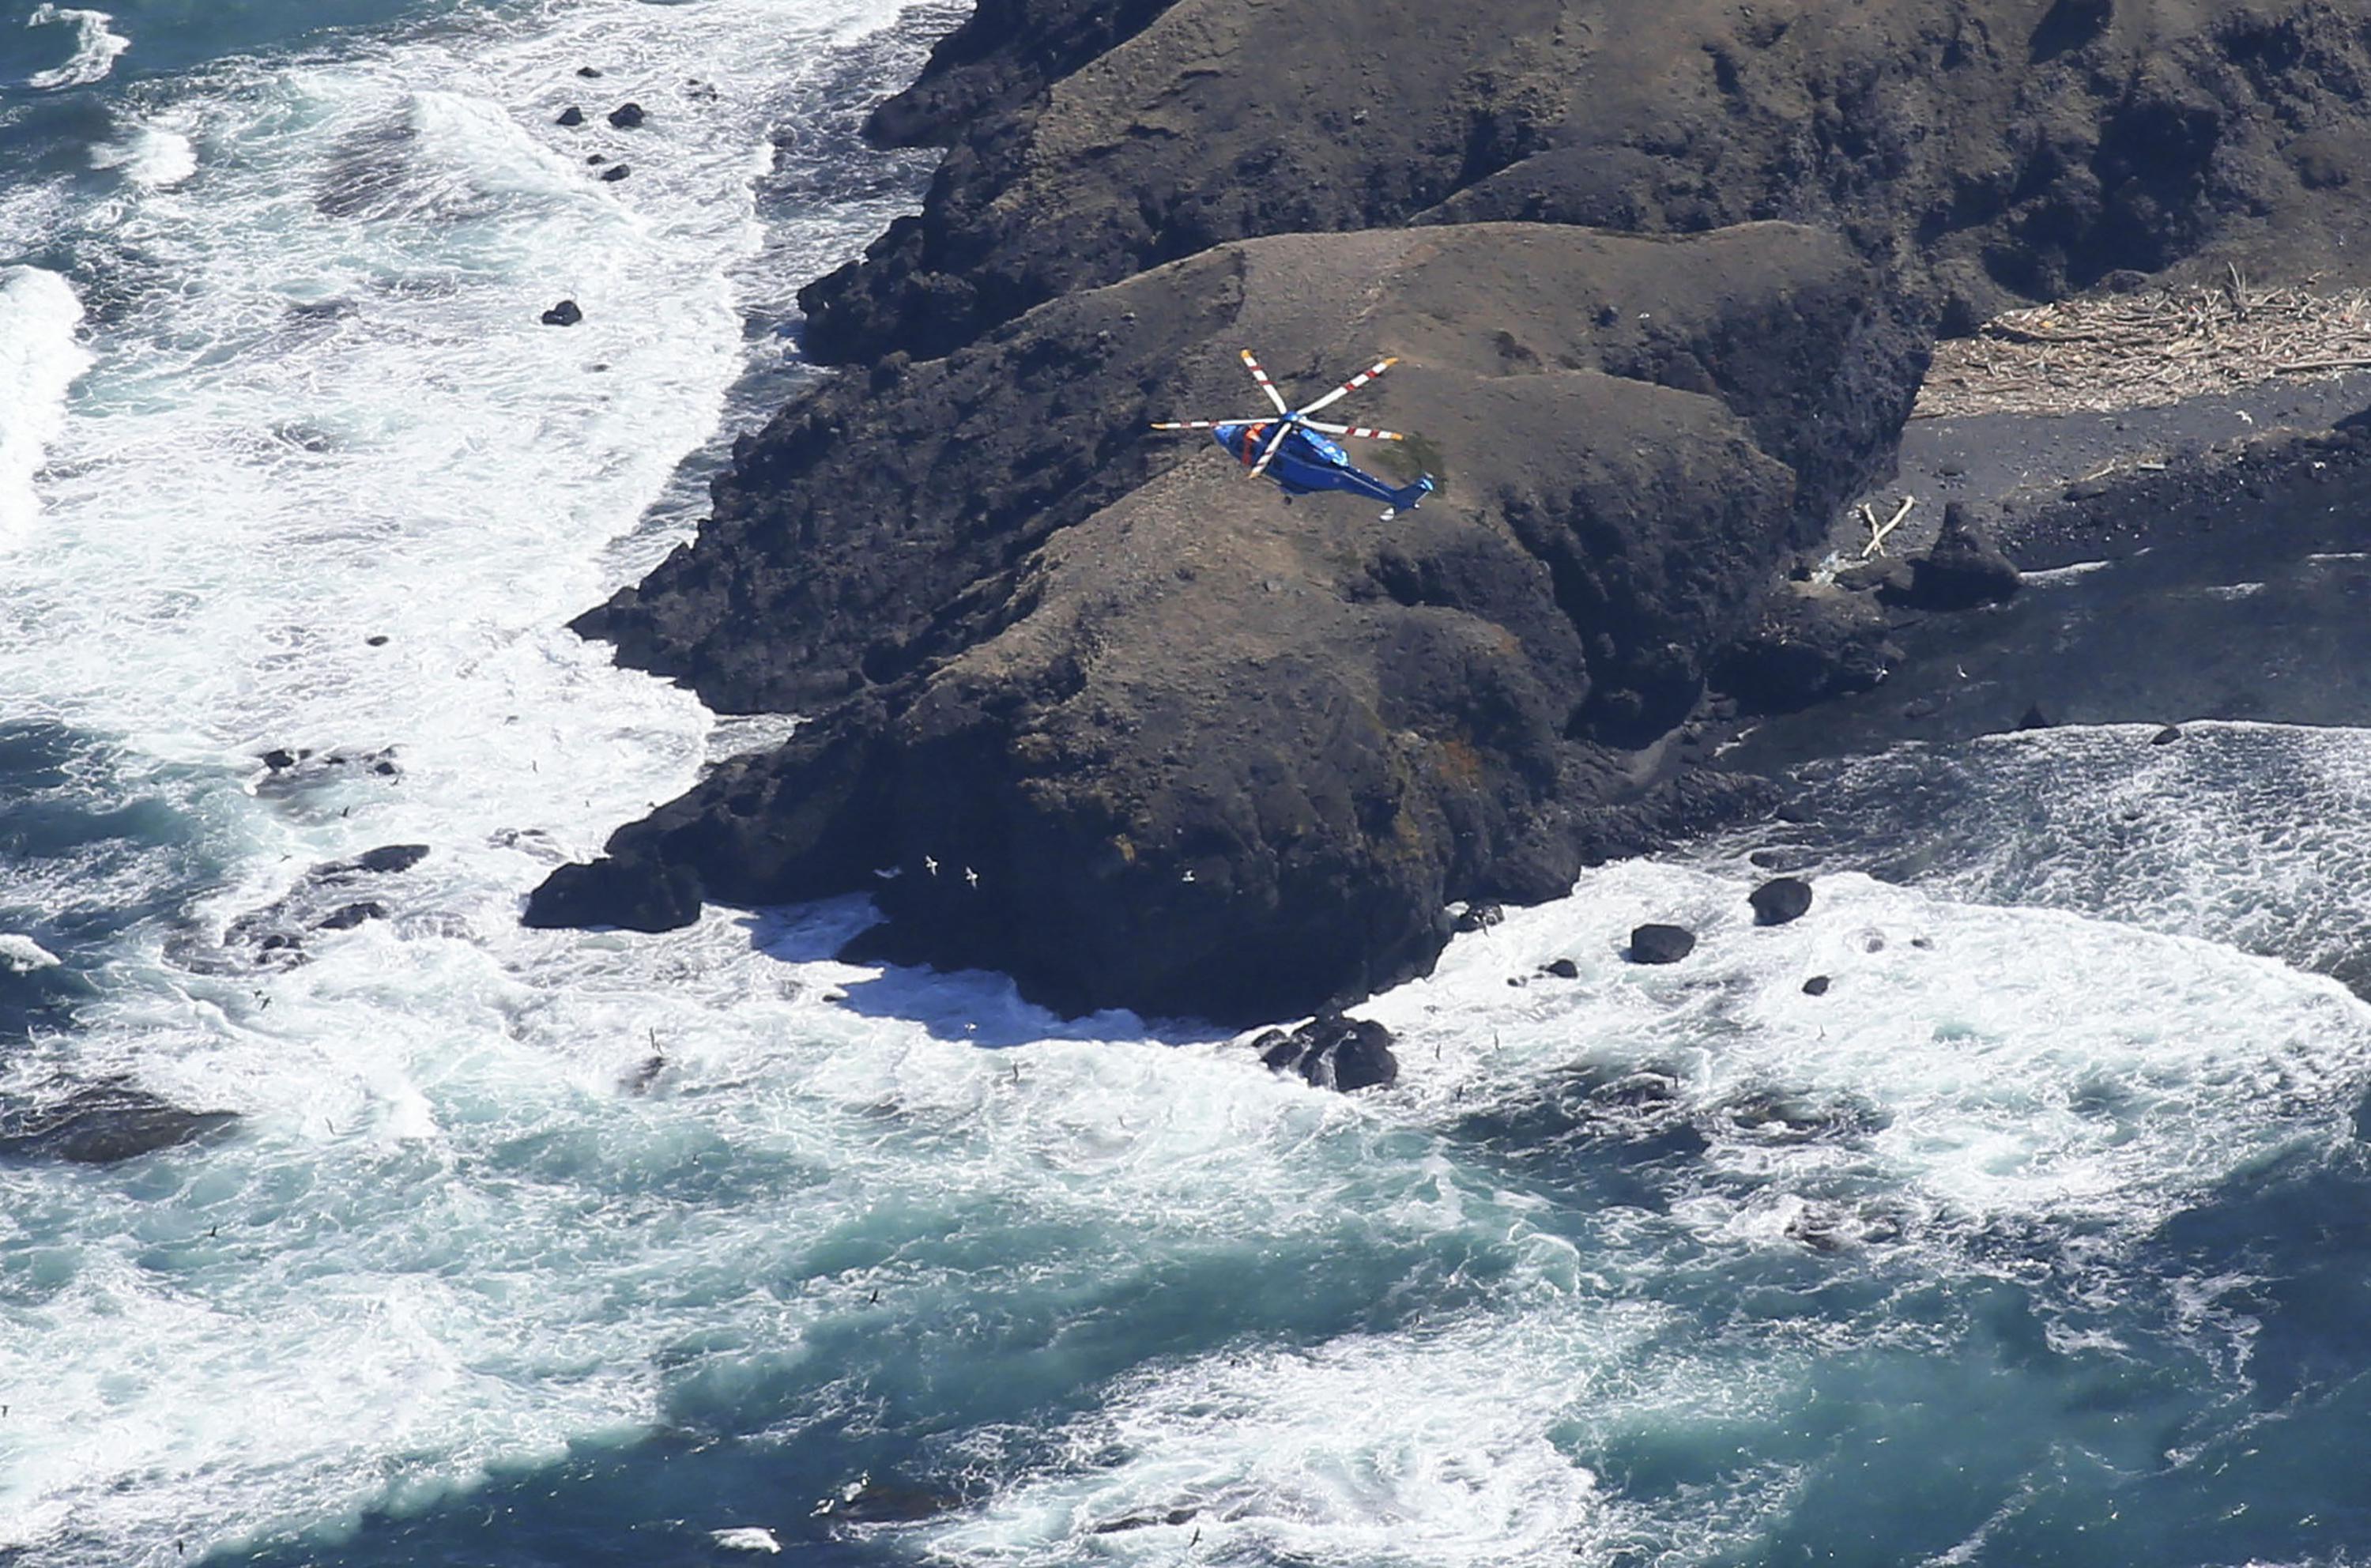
top-left (5, 5), bottom-right (2371, 1566)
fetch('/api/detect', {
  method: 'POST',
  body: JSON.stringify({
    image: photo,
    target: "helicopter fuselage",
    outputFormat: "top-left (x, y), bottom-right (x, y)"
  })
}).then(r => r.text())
top-left (1213, 420), bottom-right (1427, 512)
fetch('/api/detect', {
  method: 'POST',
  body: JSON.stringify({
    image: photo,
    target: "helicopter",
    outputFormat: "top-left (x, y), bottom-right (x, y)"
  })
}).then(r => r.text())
top-left (1151, 349), bottom-right (1435, 520)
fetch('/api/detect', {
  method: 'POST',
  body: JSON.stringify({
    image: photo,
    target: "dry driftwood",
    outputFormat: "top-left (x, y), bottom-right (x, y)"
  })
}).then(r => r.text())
top-left (1917, 281), bottom-right (2371, 418)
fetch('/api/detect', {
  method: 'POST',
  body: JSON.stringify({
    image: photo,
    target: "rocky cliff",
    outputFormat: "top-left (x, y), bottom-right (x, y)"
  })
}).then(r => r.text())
top-left (533, 0), bottom-right (2371, 1022)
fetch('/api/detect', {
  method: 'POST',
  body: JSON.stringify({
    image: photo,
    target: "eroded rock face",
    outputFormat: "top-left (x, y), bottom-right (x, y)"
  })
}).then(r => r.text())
top-left (559, 223), bottom-right (1917, 1021)
top-left (799, 0), bottom-right (2371, 364)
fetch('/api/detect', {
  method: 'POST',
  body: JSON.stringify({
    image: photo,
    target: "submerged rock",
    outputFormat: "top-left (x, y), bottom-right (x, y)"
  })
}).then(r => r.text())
top-left (556, 105), bottom-right (585, 126)
top-left (1254, 1012), bottom-right (1399, 1092)
top-left (328, 843), bottom-right (429, 877)
top-left (1749, 876), bottom-right (1814, 926)
top-left (600, 164), bottom-right (631, 183)
top-left (0, 1083), bottom-right (236, 1165)
top-left (606, 102), bottom-right (646, 129)
top-left (315, 901), bottom-right (386, 931)
top-left (1628, 924), bottom-right (1696, 965)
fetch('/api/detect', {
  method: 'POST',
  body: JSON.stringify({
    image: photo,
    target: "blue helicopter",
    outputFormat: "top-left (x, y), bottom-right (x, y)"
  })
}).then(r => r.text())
top-left (1152, 349), bottom-right (1435, 519)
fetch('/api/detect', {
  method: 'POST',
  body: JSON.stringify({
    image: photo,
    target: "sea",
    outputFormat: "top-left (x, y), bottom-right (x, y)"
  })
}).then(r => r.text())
top-left (4, 3), bottom-right (2371, 1566)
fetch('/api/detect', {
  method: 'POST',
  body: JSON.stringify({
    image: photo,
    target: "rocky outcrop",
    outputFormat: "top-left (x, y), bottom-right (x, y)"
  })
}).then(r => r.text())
top-left (539, 0), bottom-right (2371, 1024)
top-left (559, 222), bottom-right (1917, 1021)
top-left (1254, 1012), bottom-right (1400, 1091)
top-left (799, 0), bottom-right (2371, 364)
top-left (1881, 502), bottom-right (2023, 611)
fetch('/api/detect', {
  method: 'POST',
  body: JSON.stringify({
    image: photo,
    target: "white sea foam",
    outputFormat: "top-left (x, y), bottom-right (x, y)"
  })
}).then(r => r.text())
top-left (2021, 557), bottom-right (2114, 584)
top-left (22, 5), bottom-right (126, 89)
top-left (1768, 722), bottom-right (2371, 986)
top-left (0, 0), bottom-right (945, 1558)
top-left (89, 125), bottom-right (196, 188)
top-left (0, 266), bottom-right (90, 547)
top-left (891, 860), bottom-right (2371, 1565)
top-left (0, 933), bottom-right (60, 970)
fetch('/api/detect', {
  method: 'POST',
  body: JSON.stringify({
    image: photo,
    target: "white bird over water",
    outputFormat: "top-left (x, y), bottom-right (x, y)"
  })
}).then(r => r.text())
top-left (710, 1526), bottom-right (781, 1554)
top-left (924, 854), bottom-right (939, 876)
top-left (964, 865), bottom-right (980, 889)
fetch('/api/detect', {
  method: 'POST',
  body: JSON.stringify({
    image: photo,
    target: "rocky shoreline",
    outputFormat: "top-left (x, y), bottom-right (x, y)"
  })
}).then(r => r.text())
top-left (530, 0), bottom-right (2371, 1024)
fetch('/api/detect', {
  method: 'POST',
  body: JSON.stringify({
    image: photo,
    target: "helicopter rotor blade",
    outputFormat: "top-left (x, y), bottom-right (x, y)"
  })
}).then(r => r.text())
top-left (1295, 356), bottom-right (1398, 416)
top-left (1247, 418), bottom-right (1293, 478)
top-left (1238, 349), bottom-right (1291, 415)
top-left (1299, 420), bottom-right (1408, 441)
top-left (1149, 420), bottom-right (1226, 430)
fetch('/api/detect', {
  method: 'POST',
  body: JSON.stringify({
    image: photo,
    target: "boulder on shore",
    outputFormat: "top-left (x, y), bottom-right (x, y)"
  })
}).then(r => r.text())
top-left (1629, 924), bottom-right (1696, 964)
top-left (1253, 1012), bottom-right (1399, 1091)
top-left (1881, 503), bottom-right (2022, 612)
top-left (1749, 876), bottom-right (1814, 926)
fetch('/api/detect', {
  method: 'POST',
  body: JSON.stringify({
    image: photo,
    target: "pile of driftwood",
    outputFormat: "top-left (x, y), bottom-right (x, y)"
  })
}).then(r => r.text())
top-left (1916, 270), bottom-right (2371, 418)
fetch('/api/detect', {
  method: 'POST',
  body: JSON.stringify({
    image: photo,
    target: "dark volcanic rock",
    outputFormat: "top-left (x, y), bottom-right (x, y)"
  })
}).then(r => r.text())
top-left (541, 299), bottom-right (583, 326)
top-left (2152, 723), bottom-right (2184, 744)
top-left (556, 223), bottom-right (1916, 1021)
top-left (550, 0), bottom-right (2371, 1024)
top-left (1803, 974), bottom-right (1833, 996)
top-left (556, 105), bottom-right (585, 126)
top-left (340, 843), bottom-right (429, 876)
top-left (2019, 703), bottom-right (2055, 730)
top-left (1255, 1012), bottom-right (1400, 1091)
top-left (1881, 503), bottom-right (2022, 612)
top-left (315, 901), bottom-right (387, 931)
top-left (601, 164), bottom-right (631, 183)
top-left (0, 1083), bottom-right (236, 1164)
top-left (1715, 583), bottom-right (1899, 713)
top-left (1542, 956), bottom-right (1580, 978)
top-left (217, 843), bottom-right (430, 963)
top-left (1628, 924), bottom-right (1696, 965)
top-left (800, 0), bottom-right (2371, 364)
top-left (1750, 876), bottom-right (1815, 926)
top-left (525, 854), bottom-right (703, 933)
top-left (606, 102), bottom-right (645, 129)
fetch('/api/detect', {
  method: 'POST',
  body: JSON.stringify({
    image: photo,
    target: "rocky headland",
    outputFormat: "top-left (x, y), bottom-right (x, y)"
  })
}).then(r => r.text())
top-left (532, 0), bottom-right (2371, 1023)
